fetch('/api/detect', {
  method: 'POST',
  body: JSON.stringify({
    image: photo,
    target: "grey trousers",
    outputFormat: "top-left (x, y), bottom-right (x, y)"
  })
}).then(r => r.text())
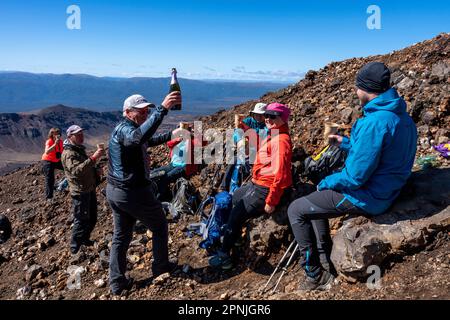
top-left (106, 183), bottom-right (169, 291)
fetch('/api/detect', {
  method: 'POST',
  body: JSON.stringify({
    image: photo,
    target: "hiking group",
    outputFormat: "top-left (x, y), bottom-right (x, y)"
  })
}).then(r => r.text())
top-left (40, 62), bottom-right (417, 295)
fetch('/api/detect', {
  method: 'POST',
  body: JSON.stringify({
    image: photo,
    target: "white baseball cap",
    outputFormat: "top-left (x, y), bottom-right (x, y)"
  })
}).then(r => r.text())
top-left (250, 102), bottom-right (267, 114)
top-left (123, 94), bottom-right (155, 116)
top-left (66, 125), bottom-right (83, 136)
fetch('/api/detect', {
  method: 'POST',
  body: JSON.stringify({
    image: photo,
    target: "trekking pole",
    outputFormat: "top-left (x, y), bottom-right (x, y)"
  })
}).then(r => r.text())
top-left (262, 240), bottom-right (296, 293)
top-left (272, 243), bottom-right (299, 293)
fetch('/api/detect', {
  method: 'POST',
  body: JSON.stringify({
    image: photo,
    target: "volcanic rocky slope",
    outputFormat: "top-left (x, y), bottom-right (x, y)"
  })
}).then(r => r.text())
top-left (0, 34), bottom-right (449, 300)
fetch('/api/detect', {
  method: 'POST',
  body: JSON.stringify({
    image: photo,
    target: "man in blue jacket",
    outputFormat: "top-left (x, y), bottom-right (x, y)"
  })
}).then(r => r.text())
top-left (106, 92), bottom-right (182, 296)
top-left (288, 62), bottom-right (417, 291)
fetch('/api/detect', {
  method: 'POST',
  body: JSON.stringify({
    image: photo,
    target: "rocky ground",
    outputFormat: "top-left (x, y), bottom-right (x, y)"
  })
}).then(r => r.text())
top-left (0, 33), bottom-right (449, 300)
top-left (0, 164), bottom-right (448, 301)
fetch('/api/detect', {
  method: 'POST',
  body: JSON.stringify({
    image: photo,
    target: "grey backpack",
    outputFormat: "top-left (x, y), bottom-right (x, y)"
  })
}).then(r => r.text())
top-left (170, 178), bottom-right (199, 218)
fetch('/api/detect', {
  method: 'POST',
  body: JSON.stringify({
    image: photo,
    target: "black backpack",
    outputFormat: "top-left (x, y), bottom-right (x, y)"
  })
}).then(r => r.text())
top-left (304, 145), bottom-right (347, 185)
top-left (0, 214), bottom-right (12, 244)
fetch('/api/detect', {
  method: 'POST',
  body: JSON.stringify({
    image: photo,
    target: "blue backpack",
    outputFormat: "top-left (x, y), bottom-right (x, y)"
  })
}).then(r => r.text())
top-left (197, 191), bottom-right (233, 250)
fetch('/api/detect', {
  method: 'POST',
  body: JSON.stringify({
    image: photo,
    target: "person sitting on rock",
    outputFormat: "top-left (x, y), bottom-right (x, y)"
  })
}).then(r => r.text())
top-left (219, 103), bottom-right (269, 193)
top-left (287, 62), bottom-right (418, 291)
top-left (241, 102), bottom-right (269, 139)
top-left (209, 103), bottom-right (293, 270)
top-left (61, 125), bottom-right (105, 255)
top-left (41, 128), bottom-right (64, 200)
top-left (106, 93), bottom-right (183, 296)
top-left (152, 124), bottom-right (206, 200)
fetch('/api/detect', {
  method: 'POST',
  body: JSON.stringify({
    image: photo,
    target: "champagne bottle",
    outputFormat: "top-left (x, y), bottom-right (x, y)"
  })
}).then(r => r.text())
top-left (169, 68), bottom-right (181, 110)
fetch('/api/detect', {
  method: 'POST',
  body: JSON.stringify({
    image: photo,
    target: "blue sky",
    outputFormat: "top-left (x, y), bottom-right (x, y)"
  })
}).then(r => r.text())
top-left (0, 0), bottom-right (448, 81)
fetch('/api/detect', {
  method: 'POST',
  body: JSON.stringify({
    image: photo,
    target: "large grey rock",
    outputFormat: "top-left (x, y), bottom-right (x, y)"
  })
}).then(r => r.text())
top-left (25, 264), bottom-right (43, 282)
top-left (331, 168), bottom-right (450, 281)
top-left (397, 77), bottom-right (415, 90)
top-left (431, 61), bottom-right (450, 79)
top-left (340, 108), bottom-right (354, 124)
top-left (248, 217), bottom-right (288, 256)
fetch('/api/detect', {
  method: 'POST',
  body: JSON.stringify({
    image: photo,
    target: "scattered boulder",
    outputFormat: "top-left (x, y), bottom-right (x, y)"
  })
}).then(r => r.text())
top-left (12, 198), bottom-right (25, 205)
top-left (421, 111), bottom-right (436, 125)
top-left (431, 61), bottom-right (450, 79)
top-left (332, 205), bottom-right (450, 282)
top-left (331, 168), bottom-right (450, 281)
top-left (19, 207), bottom-right (37, 223)
top-left (16, 286), bottom-right (32, 300)
top-left (340, 108), bottom-right (354, 124)
top-left (248, 215), bottom-right (289, 258)
top-left (98, 250), bottom-right (110, 269)
top-left (153, 272), bottom-right (170, 285)
top-left (94, 279), bottom-right (106, 288)
top-left (25, 264), bottom-right (43, 282)
top-left (397, 77), bottom-right (415, 90)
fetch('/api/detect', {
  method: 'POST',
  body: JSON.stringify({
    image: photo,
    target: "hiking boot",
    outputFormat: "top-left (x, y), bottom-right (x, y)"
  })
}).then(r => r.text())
top-left (82, 239), bottom-right (95, 247)
top-left (319, 254), bottom-right (337, 277)
top-left (298, 270), bottom-right (335, 291)
top-left (152, 261), bottom-right (178, 278)
top-left (111, 277), bottom-right (134, 296)
top-left (208, 251), bottom-right (233, 270)
top-left (70, 243), bottom-right (81, 255)
top-left (234, 236), bottom-right (245, 247)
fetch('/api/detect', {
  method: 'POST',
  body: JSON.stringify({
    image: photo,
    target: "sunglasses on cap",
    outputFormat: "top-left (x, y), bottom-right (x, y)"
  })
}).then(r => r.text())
top-left (264, 114), bottom-right (279, 119)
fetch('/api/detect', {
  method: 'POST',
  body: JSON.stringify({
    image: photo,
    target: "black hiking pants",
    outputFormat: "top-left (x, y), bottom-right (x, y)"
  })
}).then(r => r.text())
top-left (152, 164), bottom-right (186, 200)
top-left (71, 191), bottom-right (98, 251)
top-left (42, 160), bottom-right (64, 199)
top-left (221, 181), bottom-right (269, 253)
top-left (287, 190), bottom-right (363, 277)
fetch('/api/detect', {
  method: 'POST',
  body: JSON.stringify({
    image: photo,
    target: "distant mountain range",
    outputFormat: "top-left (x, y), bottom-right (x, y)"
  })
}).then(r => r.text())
top-left (0, 104), bottom-right (199, 173)
top-left (0, 72), bottom-right (289, 114)
top-left (0, 105), bottom-right (122, 155)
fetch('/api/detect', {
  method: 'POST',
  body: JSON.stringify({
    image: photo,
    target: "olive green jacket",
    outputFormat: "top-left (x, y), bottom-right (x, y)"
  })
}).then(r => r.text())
top-left (61, 141), bottom-right (97, 196)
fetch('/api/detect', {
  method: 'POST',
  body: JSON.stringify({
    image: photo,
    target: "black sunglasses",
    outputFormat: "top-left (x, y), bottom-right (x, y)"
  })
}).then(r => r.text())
top-left (264, 114), bottom-right (278, 119)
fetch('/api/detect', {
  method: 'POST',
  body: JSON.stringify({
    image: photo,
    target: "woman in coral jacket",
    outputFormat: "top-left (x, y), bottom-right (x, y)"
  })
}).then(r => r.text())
top-left (41, 127), bottom-right (64, 199)
top-left (209, 103), bottom-right (293, 270)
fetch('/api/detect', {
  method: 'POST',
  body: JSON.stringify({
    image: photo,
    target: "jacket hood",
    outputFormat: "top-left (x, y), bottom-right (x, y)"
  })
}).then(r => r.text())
top-left (63, 139), bottom-right (71, 148)
top-left (363, 88), bottom-right (407, 115)
top-left (63, 139), bottom-right (86, 152)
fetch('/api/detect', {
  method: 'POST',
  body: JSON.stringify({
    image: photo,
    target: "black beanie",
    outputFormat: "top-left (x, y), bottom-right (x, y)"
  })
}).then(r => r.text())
top-left (355, 62), bottom-right (391, 94)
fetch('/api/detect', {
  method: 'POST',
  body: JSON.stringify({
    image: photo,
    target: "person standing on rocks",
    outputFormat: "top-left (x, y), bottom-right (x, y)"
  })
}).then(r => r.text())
top-left (209, 103), bottom-right (293, 270)
top-left (61, 125), bottom-right (105, 254)
top-left (287, 62), bottom-right (418, 291)
top-left (41, 128), bottom-right (64, 200)
top-left (106, 92), bottom-right (182, 296)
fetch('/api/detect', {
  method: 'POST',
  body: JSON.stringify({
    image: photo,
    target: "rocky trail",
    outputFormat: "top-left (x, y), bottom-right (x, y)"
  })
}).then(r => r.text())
top-left (0, 33), bottom-right (449, 300)
top-left (0, 164), bottom-right (448, 300)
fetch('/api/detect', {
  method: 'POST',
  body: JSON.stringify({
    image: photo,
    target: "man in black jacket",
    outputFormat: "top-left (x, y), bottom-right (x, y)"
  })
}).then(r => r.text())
top-left (106, 92), bottom-right (182, 295)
